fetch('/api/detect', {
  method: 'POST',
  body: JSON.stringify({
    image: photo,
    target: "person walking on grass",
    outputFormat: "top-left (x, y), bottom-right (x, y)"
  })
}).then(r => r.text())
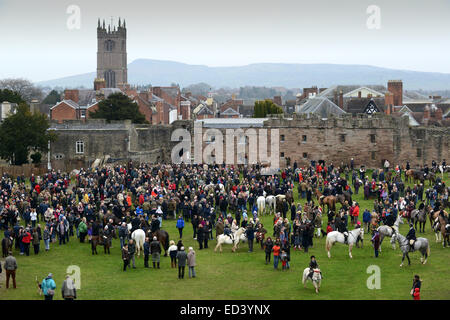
top-left (176, 215), bottom-right (184, 239)
top-left (128, 239), bottom-right (136, 269)
top-left (41, 273), bottom-right (56, 300)
top-left (143, 237), bottom-right (150, 268)
top-left (150, 236), bottom-right (161, 269)
top-left (78, 218), bottom-right (88, 243)
top-left (273, 239), bottom-right (281, 270)
top-left (177, 246), bottom-right (187, 279)
top-left (187, 247), bottom-right (196, 278)
top-left (411, 275), bottom-right (421, 300)
top-left (122, 243), bottom-right (130, 271)
top-left (43, 225), bottom-right (50, 251)
top-left (264, 237), bottom-right (274, 264)
top-left (32, 228), bottom-right (40, 255)
top-left (371, 230), bottom-right (380, 258)
top-left (168, 240), bottom-right (178, 268)
top-left (61, 275), bottom-right (77, 300)
top-left (4, 251), bottom-right (17, 289)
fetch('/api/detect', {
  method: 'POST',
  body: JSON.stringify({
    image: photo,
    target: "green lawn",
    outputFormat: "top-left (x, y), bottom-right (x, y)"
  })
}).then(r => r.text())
top-left (1, 171), bottom-right (449, 300)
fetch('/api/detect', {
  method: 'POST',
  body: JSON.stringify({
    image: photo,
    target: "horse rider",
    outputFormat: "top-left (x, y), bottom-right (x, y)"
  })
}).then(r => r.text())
top-left (337, 217), bottom-right (349, 244)
top-left (223, 221), bottom-right (233, 241)
top-left (406, 223), bottom-right (417, 252)
top-left (307, 255), bottom-right (323, 279)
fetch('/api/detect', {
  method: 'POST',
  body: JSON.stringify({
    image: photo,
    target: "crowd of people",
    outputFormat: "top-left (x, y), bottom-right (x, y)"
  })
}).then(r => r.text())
top-left (0, 159), bottom-right (448, 298)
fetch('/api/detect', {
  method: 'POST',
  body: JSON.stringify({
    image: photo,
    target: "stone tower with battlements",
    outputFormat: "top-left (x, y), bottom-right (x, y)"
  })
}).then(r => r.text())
top-left (96, 18), bottom-right (127, 88)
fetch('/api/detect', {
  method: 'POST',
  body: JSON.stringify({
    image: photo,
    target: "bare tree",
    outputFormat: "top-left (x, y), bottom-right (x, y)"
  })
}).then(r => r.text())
top-left (0, 78), bottom-right (43, 102)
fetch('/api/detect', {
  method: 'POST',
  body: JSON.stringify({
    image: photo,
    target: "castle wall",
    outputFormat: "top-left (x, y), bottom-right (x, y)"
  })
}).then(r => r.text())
top-left (47, 115), bottom-right (449, 171)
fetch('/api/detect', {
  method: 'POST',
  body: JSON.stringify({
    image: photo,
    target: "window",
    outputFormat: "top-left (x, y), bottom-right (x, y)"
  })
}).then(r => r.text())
top-left (280, 135), bottom-right (285, 142)
top-left (80, 110), bottom-right (86, 118)
top-left (302, 135), bottom-right (307, 142)
top-left (280, 152), bottom-right (285, 158)
top-left (417, 148), bottom-right (422, 158)
top-left (340, 134), bottom-right (346, 142)
top-left (76, 141), bottom-right (84, 154)
top-left (371, 151), bottom-right (376, 160)
top-left (370, 134), bottom-right (376, 143)
top-left (303, 153), bottom-right (308, 158)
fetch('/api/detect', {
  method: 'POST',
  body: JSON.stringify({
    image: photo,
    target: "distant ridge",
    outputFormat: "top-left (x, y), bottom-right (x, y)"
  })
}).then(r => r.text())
top-left (37, 59), bottom-right (450, 90)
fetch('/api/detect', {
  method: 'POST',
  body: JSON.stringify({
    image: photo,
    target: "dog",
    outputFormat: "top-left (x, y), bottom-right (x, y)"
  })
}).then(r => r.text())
top-left (36, 276), bottom-right (43, 295)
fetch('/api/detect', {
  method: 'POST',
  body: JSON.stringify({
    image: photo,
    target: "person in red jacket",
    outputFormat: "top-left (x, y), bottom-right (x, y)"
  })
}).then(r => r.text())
top-left (351, 202), bottom-right (360, 225)
top-left (272, 239), bottom-right (281, 270)
top-left (413, 288), bottom-right (420, 300)
top-left (22, 229), bottom-right (32, 256)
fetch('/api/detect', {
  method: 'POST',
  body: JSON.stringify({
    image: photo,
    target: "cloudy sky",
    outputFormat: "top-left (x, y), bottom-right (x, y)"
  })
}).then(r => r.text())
top-left (0, 0), bottom-right (449, 82)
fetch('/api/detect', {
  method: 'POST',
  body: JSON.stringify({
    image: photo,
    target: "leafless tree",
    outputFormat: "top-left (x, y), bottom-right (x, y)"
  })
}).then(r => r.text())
top-left (0, 78), bottom-right (43, 102)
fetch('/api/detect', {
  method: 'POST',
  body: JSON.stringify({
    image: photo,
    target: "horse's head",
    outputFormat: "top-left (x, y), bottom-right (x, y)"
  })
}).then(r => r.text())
top-left (312, 269), bottom-right (322, 281)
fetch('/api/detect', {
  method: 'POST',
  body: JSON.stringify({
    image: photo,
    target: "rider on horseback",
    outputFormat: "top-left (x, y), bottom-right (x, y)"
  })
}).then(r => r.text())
top-left (223, 222), bottom-right (234, 241)
top-left (308, 255), bottom-right (323, 279)
top-left (406, 223), bottom-right (417, 252)
top-left (337, 218), bottom-right (349, 244)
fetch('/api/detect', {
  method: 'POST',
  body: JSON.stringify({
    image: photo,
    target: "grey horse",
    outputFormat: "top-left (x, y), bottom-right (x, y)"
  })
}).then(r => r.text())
top-left (391, 231), bottom-right (430, 267)
top-left (377, 214), bottom-right (403, 251)
top-left (411, 209), bottom-right (427, 233)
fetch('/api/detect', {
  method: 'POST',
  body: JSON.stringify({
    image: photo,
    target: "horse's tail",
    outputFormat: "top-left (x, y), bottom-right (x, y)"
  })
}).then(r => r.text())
top-left (164, 231), bottom-right (170, 251)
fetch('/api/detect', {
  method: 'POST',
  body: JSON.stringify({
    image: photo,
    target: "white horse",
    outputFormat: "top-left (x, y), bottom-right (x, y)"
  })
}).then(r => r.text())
top-left (215, 228), bottom-right (247, 253)
top-left (377, 214), bottom-right (404, 251)
top-left (257, 196), bottom-right (266, 216)
top-left (302, 268), bottom-right (322, 293)
top-left (325, 227), bottom-right (364, 258)
top-left (265, 195), bottom-right (276, 215)
top-left (127, 223), bottom-right (145, 257)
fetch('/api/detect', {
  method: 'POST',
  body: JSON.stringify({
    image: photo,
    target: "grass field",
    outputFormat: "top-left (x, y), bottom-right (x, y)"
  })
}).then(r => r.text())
top-left (1, 171), bottom-right (449, 300)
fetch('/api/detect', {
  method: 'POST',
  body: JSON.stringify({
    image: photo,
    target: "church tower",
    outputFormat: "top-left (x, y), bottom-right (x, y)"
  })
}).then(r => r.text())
top-left (96, 18), bottom-right (127, 88)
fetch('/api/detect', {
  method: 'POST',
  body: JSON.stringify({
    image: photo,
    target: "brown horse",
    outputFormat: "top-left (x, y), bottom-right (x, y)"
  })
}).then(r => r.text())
top-left (149, 229), bottom-right (170, 256)
top-left (98, 228), bottom-right (113, 254)
top-left (2, 237), bottom-right (12, 257)
top-left (285, 190), bottom-right (294, 206)
top-left (337, 191), bottom-right (352, 207)
top-left (431, 210), bottom-right (449, 247)
top-left (424, 172), bottom-right (436, 186)
top-left (91, 235), bottom-right (100, 255)
top-left (315, 189), bottom-right (336, 213)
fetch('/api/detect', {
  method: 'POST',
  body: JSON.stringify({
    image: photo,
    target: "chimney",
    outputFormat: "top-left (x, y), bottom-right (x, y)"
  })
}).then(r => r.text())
top-left (338, 90), bottom-right (344, 110)
top-left (64, 89), bottom-right (79, 103)
top-left (384, 92), bottom-right (394, 115)
top-left (435, 107), bottom-right (443, 121)
top-left (388, 80), bottom-right (403, 106)
top-left (423, 105), bottom-right (430, 123)
top-left (273, 96), bottom-right (282, 106)
top-left (94, 78), bottom-right (106, 91)
top-left (358, 91), bottom-right (362, 99)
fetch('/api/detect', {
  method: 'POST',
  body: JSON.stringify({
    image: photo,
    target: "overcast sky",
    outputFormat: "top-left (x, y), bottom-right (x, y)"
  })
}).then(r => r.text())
top-left (0, 0), bottom-right (449, 82)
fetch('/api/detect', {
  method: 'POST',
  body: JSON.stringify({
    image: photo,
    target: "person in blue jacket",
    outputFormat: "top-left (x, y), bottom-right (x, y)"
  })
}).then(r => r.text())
top-left (176, 215), bottom-right (185, 239)
top-left (41, 273), bottom-right (56, 300)
top-left (362, 209), bottom-right (372, 233)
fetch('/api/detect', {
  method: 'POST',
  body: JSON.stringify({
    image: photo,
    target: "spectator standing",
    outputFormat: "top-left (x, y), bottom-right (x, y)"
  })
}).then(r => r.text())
top-left (4, 252), bottom-right (17, 289)
top-left (187, 247), bottom-right (196, 278)
top-left (61, 275), bottom-right (77, 300)
top-left (177, 246), bottom-right (188, 279)
top-left (41, 273), bottom-right (56, 300)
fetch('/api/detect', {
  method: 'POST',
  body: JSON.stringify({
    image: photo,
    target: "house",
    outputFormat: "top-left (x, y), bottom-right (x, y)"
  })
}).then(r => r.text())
top-left (0, 101), bottom-right (18, 121)
top-left (297, 96), bottom-right (346, 118)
